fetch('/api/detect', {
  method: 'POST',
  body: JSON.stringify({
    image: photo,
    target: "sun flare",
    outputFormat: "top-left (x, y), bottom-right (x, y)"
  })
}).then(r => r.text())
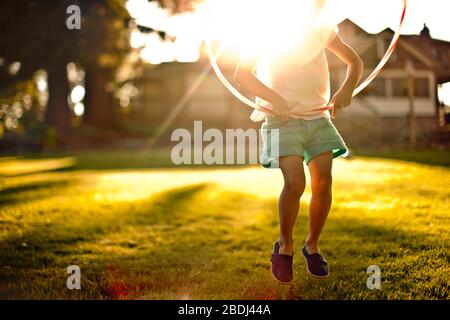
top-left (203, 0), bottom-right (336, 59)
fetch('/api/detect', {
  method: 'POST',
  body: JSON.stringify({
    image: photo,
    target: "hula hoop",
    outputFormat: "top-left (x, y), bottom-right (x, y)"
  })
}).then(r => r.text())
top-left (205, 0), bottom-right (408, 118)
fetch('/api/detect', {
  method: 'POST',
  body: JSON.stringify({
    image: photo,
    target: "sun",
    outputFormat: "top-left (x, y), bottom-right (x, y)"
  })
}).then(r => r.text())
top-left (203, 0), bottom-right (336, 59)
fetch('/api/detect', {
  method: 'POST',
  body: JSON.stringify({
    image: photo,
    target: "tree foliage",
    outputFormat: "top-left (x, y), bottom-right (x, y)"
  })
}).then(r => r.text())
top-left (0, 0), bottom-right (132, 140)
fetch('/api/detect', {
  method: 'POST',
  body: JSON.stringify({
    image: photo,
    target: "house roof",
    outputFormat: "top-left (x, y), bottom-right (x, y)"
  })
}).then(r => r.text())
top-left (337, 19), bottom-right (450, 77)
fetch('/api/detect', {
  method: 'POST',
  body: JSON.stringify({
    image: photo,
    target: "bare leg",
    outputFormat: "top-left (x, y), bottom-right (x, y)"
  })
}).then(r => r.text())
top-left (278, 156), bottom-right (306, 255)
top-left (306, 152), bottom-right (333, 254)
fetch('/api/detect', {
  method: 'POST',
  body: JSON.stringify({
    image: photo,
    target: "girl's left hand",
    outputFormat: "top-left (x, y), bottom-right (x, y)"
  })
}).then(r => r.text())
top-left (329, 88), bottom-right (353, 119)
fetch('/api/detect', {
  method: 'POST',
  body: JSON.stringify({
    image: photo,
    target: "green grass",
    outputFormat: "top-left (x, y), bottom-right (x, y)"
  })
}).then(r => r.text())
top-left (0, 151), bottom-right (449, 300)
top-left (356, 149), bottom-right (450, 168)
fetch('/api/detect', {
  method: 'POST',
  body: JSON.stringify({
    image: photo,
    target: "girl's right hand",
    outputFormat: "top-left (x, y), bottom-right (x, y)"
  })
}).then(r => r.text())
top-left (272, 96), bottom-right (290, 121)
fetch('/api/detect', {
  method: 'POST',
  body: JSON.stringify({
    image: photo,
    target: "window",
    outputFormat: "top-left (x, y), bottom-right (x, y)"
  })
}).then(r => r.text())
top-left (391, 77), bottom-right (430, 98)
top-left (431, 48), bottom-right (439, 59)
top-left (392, 78), bottom-right (408, 97)
top-left (414, 78), bottom-right (430, 97)
top-left (432, 48), bottom-right (447, 65)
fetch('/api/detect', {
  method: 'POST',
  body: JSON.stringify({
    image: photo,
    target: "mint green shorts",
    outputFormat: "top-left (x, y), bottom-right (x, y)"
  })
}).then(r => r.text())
top-left (260, 116), bottom-right (347, 168)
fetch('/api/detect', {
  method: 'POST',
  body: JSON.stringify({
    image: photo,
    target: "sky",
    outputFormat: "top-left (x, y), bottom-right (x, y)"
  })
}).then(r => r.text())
top-left (336, 0), bottom-right (450, 41)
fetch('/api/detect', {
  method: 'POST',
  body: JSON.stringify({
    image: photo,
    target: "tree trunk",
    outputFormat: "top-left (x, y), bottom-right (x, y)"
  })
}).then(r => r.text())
top-left (45, 65), bottom-right (71, 134)
top-left (83, 67), bottom-right (117, 129)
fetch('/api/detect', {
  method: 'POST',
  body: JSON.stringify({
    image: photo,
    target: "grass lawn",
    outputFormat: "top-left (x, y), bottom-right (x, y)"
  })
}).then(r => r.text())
top-left (0, 151), bottom-right (449, 299)
top-left (356, 149), bottom-right (450, 168)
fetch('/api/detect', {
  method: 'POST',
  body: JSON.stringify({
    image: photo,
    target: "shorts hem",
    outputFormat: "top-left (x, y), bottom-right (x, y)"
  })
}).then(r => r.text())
top-left (305, 141), bottom-right (347, 164)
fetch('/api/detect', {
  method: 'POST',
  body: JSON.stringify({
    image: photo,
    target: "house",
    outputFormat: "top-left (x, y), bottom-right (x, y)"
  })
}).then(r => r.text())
top-left (327, 19), bottom-right (450, 146)
top-left (134, 19), bottom-right (450, 148)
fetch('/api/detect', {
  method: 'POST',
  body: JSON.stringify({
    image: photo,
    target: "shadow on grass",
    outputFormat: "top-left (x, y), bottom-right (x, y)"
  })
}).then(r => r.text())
top-left (0, 183), bottom-right (220, 298)
top-left (0, 183), bottom-right (210, 246)
top-left (1, 151), bottom-right (253, 177)
top-left (0, 179), bottom-right (77, 206)
top-left (0, 183), bottom-right (446, 299)
top-left (0, 182), bottom-right (277, 299)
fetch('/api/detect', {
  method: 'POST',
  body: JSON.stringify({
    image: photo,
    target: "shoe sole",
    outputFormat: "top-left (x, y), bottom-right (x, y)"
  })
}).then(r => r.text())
top-left (271, 268), bottom-right (292, 285)
top-left (302, 254), bottom-right (330, 278)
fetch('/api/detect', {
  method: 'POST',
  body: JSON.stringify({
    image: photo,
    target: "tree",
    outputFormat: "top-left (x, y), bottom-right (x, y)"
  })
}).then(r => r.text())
top-left (0, 1), bottom-right (79, 133)
top-left (0, 0), bottom-right (131, 137)
top-left (75, 0), bottom-right (131, 129)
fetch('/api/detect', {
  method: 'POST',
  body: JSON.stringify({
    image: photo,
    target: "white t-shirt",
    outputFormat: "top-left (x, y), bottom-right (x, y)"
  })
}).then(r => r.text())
top-left (252, 26), bottom-right (338, 122)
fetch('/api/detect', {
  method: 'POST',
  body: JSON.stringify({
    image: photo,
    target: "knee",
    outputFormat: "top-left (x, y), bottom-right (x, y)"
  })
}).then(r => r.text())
top-left (312, 174), bottom-right (332, 195)
top-left (284, 178), bottom-right (305, 199)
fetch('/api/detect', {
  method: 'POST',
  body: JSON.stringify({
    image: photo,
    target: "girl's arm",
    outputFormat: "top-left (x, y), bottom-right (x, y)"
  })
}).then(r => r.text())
top-left (234, 60), bottom-right (290, 120)
top-left (327, 34), bottom-right (364, 118)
